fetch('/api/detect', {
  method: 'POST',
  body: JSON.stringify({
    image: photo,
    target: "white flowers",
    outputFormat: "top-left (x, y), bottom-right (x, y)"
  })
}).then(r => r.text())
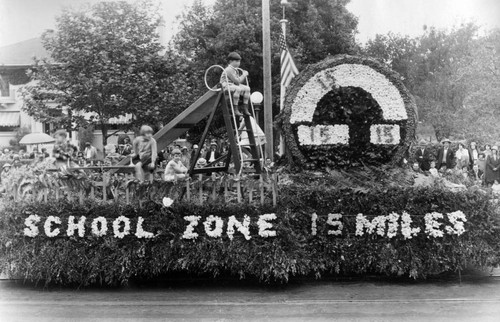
top-left (21, 210), bottom-right (467, 240)
top-left (182, 215), bottom-right (201, 240)
top-left (327, 213), bottom-right (343, 236)
top-left (67, 216), bottom-right (86, 237)
top-left (182, 214), bottom-right (277, 239)
top-left (91, 217), bottom-right (108, 237)
top-left (257, 213), bottom-right (277, 238)
top-left (44, 216), bottom-right (61, 238)
top-left (135, 217), bottom-right (154, 239)
top-left (445, 211), bottom-right (467, 236)
top-left (297, 125), bottom-right (349, 146)
top-left (355, 213), bottom-right (387, 236)
top-left (290, 64), bottom-right (408, 124)
top-left (113, 216), bottom-right (131, 239)
top-left (370, 124), bottom-right (401, 145)
top-left (23, 214), bottom-right (41, 237)
top-left (311, 213), bottom-right (318, 236)
top-left (424, 212), bottom-right (445, 238)
top-left (203, 215), bottom-right (224, 238)
top-left (162, 197), bottom-right (174, 208)
top-left (227, 215), bottom-right (252, 240)
top-left (386, 212), bottom-right (400, 239)
top-left (400, 212), bottom-right (421, 239)
top-left (24, 214), bottom-right (153, 238)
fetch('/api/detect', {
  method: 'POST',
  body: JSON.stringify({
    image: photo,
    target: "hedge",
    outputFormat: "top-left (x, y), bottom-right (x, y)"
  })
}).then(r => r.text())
top-left (1, 185), bottom-right (499, 287)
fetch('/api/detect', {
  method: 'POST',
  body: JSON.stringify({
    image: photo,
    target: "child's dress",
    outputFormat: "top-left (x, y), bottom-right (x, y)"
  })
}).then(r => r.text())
top-left (239, 116), bottom-right (266, 146)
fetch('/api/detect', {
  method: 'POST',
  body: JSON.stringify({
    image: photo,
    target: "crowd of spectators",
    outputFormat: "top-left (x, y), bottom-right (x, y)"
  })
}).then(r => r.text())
top-left (0, 122), bottom-right (274, 188)
top-left (412, 138), bottom-right (500, 186)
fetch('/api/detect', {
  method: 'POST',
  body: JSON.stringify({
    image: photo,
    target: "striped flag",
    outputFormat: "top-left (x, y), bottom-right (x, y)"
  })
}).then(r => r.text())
top-left (279, 33), bottom-right (299, 88)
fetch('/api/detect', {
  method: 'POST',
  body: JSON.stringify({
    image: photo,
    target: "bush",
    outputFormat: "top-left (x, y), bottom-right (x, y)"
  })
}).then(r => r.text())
top-left (8, 126), bottom-right (31, 151)
top-left (0, 185), bottom-right (499, 287)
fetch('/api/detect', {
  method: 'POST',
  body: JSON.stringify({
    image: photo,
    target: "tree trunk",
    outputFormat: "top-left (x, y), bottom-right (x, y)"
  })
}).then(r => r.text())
top-left (101, 123), bottom-right (108, 158)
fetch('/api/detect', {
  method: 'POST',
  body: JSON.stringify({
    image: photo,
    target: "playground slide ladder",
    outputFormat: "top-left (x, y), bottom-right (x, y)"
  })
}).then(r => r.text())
top-left (215, 65), bottom-right (263, 176)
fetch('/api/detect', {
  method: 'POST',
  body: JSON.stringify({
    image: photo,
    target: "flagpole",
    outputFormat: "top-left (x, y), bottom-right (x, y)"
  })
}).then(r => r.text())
top-left (279, 18), bottom-right (288, 156)
top-left (262, 0), bottom-right (273, 161)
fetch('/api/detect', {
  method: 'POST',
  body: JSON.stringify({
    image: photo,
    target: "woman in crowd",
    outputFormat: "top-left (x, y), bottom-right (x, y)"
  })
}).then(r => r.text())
top-left (164, 149), bottom-right (187, 182)
top-left (455, 143), bottom-right (470, 170)
top-left (485, 146), bottom-right (500, 185)
top-left (483, 144), bottom-right (492, 158)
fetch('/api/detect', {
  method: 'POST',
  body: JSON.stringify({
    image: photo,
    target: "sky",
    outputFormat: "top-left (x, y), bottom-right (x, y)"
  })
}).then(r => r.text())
top-left (0, 0), bottom-right (499, 47)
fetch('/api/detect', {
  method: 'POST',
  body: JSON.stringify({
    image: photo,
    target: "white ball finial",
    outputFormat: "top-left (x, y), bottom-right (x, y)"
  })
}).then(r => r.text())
top-left (251, 91), bottom-right (264, 105)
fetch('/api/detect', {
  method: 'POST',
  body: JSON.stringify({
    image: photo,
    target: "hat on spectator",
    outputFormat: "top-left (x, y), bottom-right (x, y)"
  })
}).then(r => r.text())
top-left (470, 141), bottom-right (476, 146)
top-left (197, 158), bottom-right (207, 166)
top-left (493, 146), bottom-right (498, 151)
top-left (54, 129), bottom-right (67, 138)
top-left (181, 146), bottom-right (188, 151)
top-left (210, 141), bottom-right (218, 146)
top-left (193, 144), bottom-right (199, 149)
top-left (2, 163), bottom-right (11, 169)
top-left (227, 52), bottom-right (242, 61)
top-left (418, 139), bottom-right (428, 146)
top-left (441, 138), bottom-right (451, 144)
top-left (172, 149), bottom-right (181, 155)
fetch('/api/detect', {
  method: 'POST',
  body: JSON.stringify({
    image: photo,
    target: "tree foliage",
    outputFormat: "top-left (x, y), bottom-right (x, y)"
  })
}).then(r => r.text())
top-left (21, 1), bottom-right (193, 148)
top-left (174, 0), bottom-right (359, 102)
top-left (172, 0), bottom-right (358, 142)
top-left (364, 24), bottom-right (500, 143)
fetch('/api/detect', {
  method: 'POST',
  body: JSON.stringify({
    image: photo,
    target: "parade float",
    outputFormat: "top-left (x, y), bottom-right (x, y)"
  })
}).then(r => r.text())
top-left (1, 56), bottom-right (499, 287)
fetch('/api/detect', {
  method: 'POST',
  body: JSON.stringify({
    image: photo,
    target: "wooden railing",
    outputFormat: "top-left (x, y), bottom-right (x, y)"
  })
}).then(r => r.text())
top-left (6, 166), bottom-right (278, 206)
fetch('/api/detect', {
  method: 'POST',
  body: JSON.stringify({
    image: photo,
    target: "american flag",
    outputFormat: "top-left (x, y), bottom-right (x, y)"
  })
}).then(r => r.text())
top-left (279, 33), bottom-right (299, 88)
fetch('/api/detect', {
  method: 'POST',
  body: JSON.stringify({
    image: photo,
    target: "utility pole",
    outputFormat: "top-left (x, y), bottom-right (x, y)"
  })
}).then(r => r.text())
top-left (262, 0), bottom-right (273, 161)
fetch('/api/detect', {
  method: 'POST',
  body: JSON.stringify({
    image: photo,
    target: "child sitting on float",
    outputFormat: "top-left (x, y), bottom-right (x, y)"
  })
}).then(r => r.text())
top-left (131, 125), bottom-right (157, 181)
top-left (220, 52), bottom-right (251, 117)
top-left (164, 149), bottom-right (188, 182)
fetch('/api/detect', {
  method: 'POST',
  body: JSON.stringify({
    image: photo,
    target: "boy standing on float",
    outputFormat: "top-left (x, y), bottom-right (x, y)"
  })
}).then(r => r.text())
top-left (131, 125), bottom-right (157, 181)
top-left (220, 52), bottom-right (251, 117)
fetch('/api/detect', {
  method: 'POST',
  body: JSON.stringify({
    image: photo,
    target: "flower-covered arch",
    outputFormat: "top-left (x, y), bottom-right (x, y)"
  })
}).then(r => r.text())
top-left (279, 55), bottom-right (417, 169)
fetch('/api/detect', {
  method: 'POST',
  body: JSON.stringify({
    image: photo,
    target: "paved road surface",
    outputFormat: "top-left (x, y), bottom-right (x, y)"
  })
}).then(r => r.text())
top-left (1, 278), bottom-right (500, 321)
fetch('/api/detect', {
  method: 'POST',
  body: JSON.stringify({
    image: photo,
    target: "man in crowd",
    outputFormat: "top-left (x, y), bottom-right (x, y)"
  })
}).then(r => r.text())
top-left (205, 142), bottom-right (219, 164)
top-left (415, 141), bottom-right (431, 171)
top-left (84, 142), bottom-right (98, 163)
top-left (180, 146), bottom-right (191, 168)
top-left (468, 142), bottom-right (479, 169)
top-left (436, 138), bottom-right (454, 170)
top-left (190, 144), bottom-right (199, 165)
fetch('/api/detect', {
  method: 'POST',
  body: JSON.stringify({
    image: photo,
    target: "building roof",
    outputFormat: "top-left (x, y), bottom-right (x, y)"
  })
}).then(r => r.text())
top-left (0, 38), bottom-right (50, 66)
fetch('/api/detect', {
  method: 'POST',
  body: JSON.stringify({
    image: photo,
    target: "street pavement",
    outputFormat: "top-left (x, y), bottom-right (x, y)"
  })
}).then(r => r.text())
top-left (1, 277), bottom-right (499, 321)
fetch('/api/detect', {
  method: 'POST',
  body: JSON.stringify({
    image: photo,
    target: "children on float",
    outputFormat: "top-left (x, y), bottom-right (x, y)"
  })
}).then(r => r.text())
top-left (164, 149), bottom-right (188, 182)
top-left (220, 52), bottom-right (251, 117)
top-left (131, 125), bottom-right (157, 181)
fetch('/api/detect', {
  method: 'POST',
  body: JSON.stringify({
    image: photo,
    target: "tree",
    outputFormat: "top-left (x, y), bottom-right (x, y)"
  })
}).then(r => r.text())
top-left (173, 0), bottom-right (359, 141)
top-left (22, 0), bottom-right (188, 149)
top-left (364, 24), bottom-right (480, 141)
top-left (453, 29), bottom-right (500, 142)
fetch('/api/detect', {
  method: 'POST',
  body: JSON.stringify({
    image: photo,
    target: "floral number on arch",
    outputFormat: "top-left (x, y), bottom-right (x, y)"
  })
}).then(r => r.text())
top-left (280, 55), bottom-right (416, 169)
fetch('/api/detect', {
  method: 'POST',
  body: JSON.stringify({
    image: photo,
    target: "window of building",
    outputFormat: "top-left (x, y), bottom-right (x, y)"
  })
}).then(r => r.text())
top-left (0, 75), bottom-right (10, 97)
top-left (0, 126), bottom-right (18, 132)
